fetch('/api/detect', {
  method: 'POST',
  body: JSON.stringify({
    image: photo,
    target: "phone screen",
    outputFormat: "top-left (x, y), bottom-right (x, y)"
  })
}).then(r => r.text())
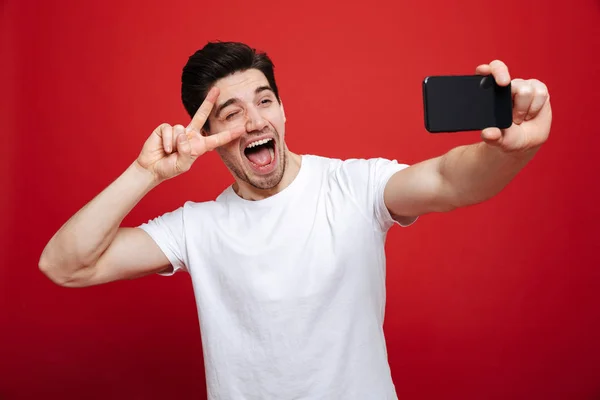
top-left (422, 75), bottom-right (512, 133)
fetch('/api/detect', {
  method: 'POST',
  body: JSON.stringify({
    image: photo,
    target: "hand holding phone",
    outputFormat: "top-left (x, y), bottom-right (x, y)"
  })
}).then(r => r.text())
top-left (422, 74), bottom-right (513, 133)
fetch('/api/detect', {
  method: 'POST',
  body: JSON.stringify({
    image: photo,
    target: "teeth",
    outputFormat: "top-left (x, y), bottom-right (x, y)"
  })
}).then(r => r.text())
top-left (246, 138), bottom-right (272, 149)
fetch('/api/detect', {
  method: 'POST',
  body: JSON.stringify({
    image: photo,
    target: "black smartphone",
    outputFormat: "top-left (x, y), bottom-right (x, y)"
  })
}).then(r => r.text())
top-left (422, 74), bottom-right (513, 133)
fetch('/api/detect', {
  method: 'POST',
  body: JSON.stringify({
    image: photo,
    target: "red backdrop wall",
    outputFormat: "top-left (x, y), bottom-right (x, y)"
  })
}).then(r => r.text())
top-left (2, 0), bottom-right (600, 399)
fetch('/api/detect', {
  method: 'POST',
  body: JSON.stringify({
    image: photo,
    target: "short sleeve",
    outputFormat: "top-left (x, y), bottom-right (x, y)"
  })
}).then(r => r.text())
top-left (372, 159), bottom-right (418, 230)
top-left (337, 158), bottom-right (418, 232)
top-left (138, 207), bottom-right (188, 276)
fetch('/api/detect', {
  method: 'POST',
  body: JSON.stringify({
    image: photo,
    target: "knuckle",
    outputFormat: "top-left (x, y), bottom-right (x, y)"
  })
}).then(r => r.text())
top-left (156, 123), bottom-right (171, 135)
top-left (159, 123), bottom-right (172, 132)
top-left (154, 123), bottom-right (172, 139)
top-left (519, 85), bottom-right (533, 96)
top-left (173, 125), bottom-right (185, 135)
top-left (533, 87), bottom-right (548, 98)
top-left (533, 81), bottom-right (549, 97)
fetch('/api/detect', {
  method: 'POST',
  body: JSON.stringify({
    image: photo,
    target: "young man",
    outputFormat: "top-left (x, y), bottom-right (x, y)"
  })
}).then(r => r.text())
top-left (39, 42), bottom-right (552, 399)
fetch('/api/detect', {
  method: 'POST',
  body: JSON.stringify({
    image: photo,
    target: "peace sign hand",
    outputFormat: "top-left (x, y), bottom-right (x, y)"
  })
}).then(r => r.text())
top-left (136, 87), bottom-right (245, 183)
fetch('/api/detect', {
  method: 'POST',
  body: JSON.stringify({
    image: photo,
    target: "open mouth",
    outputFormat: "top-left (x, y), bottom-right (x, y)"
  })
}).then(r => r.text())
top-left (243, 138), bottom-right (276, 172)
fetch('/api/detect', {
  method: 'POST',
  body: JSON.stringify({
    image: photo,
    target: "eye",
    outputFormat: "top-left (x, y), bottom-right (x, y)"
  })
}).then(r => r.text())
top-left (260, 98), bottom-right (272, 105)
top-left (225, 111), bottom-right (240, 121)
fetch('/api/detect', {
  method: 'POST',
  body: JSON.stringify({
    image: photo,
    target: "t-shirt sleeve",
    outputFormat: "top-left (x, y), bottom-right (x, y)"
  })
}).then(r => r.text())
top-left (337, 158), bottom-right (418, 232)
top-left (137, 207), bottom-right (188, 276)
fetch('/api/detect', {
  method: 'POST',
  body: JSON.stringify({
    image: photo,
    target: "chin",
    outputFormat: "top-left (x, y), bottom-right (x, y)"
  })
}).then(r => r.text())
top-left (245, 150), bottom-right (286, 190)
top-left (246, 169), bottom-right (285, 190)
top-left (238, 132), bottom-right (287, 190)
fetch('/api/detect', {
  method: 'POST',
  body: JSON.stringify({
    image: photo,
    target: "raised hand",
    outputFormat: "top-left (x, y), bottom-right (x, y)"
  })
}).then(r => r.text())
top-left (476, 60), bottom-right (552, 154)
top-left (136, 87), bottom-right (245, 182)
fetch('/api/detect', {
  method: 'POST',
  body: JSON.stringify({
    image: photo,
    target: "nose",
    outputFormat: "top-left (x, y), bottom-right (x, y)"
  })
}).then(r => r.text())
top-left (245, 106), bottom-right (268, 132)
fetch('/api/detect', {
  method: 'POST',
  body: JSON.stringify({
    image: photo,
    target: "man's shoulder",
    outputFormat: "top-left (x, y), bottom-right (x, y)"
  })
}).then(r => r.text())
top-left (307, 154), bottom-right (402, 175)
top-left (173, 193), bottom-right (230, 217)
top-left (307, 153), bottom-right (397, 166)
top-left (303, 153), bottom-right (369, 171)
top-left (303, 153), bottom-right (340, 165)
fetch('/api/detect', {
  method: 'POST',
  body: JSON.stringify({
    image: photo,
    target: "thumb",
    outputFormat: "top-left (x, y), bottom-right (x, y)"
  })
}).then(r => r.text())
top-left (481, 127), bottom-right (503, 147)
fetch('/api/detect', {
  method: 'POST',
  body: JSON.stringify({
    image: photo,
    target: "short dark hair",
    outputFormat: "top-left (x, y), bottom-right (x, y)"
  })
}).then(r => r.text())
top-left (181, 41), bottom-right (280, 131)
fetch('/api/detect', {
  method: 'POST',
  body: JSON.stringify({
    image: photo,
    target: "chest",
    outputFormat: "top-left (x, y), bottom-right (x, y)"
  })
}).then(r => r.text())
top-left (186, 183), bottom-right (384, 303)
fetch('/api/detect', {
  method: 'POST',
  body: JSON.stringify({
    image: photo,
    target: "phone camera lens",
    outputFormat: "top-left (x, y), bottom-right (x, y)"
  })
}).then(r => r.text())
top-left (480, 76), bottom-right (493, 89)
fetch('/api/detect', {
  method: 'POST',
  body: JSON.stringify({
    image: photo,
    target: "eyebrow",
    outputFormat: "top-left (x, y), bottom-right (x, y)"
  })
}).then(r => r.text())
top-left (214, 86), bottom-right (275, 118)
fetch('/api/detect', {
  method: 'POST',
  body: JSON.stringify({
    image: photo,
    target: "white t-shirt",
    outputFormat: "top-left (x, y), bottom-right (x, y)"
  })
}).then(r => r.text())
top-left (139, 154), bottom-right (416, 400)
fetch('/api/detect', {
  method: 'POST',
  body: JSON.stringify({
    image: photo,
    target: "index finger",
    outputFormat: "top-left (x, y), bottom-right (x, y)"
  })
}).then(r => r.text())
top-left (186, 86), bottom-right (220, 133)
top-left (475, 61), bottom-right (511, 86)
top-left (475, 64), bottom-right (491, 75)
top-left (489, 60), bottom-right (511, 86)
top-left (203, 126), bottom-right (246, 152)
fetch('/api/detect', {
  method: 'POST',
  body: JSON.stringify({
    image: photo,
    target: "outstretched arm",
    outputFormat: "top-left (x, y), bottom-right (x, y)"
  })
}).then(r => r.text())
top-left (384, 60), bottom-right (552, 219)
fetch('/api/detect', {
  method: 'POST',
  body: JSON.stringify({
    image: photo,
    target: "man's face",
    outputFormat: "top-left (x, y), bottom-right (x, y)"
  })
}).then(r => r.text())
top-left (205, 69), bottom-right (287, 190)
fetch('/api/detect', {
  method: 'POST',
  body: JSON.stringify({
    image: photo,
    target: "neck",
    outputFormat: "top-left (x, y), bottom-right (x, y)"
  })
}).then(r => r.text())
top-left (233, 150), bottom-right (302, 201)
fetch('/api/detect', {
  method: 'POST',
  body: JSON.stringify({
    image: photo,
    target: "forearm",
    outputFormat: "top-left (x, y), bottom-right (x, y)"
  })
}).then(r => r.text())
top-left (386, 62), bottom-right (550, 219)
top-left (39, 161), bottom-right (159, 277)
top-left (440, 141), bottom-right (539, 208)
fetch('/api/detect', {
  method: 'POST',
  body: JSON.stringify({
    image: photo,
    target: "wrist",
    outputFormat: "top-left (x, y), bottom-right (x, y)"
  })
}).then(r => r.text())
top-left (481, 142), bottom-right (540, 164)
top-left (131, 160), bottom-right (162, 190)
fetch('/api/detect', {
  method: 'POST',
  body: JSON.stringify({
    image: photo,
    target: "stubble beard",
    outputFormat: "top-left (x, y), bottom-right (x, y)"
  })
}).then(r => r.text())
top-left (218, 138), bottom-right (287, 190)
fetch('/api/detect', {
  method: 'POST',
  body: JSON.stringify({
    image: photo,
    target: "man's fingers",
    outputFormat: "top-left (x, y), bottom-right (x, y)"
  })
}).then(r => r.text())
top-left (525, 79), bottom-right (549, 121)
top-left (187, 87), bottom-right (220, 132)
top-left (175, 132), bottom-right (194, 173)
top-left (481, 127), bottom-right (503, 147)
top-left (511, 79), bottom-right (534, 125)
top-left (160, 124), bottom-right (173, 154)
top-left (475, 61), bottom-right (509, 87)
top-left (489, 60), bottom-right (511, 86)
top-left (202, 126), bottom-right (246, 153)
top-left (475, 64), bottom-right (491, 75)
top-left (172, 125), bottom-right (186, 152)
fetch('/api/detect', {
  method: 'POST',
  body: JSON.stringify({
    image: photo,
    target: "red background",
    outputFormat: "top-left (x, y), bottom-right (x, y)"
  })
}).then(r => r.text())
top-left (2, 0), bottom-right (600, 399)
